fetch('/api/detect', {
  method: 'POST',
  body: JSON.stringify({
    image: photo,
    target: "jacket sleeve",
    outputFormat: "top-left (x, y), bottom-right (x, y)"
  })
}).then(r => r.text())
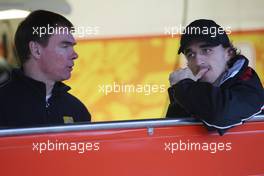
top-left (68, 94), bottom-right (91, 122)
top-left (166, 102), bottom-right (190, 118)
top-left (0, 112), bottom-right (5, 127)
top-left (168, 77), bottom-right (264, 130)
top-left (74, 100), bottom-right (91, 122)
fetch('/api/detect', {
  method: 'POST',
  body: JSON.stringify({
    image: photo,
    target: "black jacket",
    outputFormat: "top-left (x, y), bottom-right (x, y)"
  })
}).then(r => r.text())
top-left (166, 55), bottom-right (264, 134)
top-left (0, 69), bottom-right (91, 128)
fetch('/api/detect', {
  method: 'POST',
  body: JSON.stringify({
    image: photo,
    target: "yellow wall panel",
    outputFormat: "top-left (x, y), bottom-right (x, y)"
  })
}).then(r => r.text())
top-left (62, 32), bottom-right (264, 122)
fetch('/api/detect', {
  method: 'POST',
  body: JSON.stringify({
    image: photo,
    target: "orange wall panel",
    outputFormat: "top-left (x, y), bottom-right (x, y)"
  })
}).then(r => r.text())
top-left (65, 32), bottom-right (264, 122)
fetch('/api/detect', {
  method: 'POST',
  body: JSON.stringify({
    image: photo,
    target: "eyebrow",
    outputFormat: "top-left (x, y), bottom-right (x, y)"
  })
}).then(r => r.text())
top-left (184, 48), bottom-right (191, 54)
top-left (184, 43), bottom-right (215, 54)
top-left (61, 41), bottom-right (76, 46)
top-left (199, 44), bottom-right (215, 48)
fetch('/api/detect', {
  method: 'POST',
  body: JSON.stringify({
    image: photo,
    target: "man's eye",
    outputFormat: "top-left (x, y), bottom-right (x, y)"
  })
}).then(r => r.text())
top-left (202, 48), bottom-right (212, 54)
top-left (61, 44), bottom-right (69, 48)
top-left (186, 53), bottom-right (195, 59)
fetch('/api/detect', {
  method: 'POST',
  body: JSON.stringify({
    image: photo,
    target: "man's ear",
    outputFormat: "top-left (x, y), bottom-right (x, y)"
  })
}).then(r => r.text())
top-left (28, 41), bottom-right (42, 59)
top-left (226, 47), bottom-right (235, 59)
top-left (225, 47), bottom-right (235, 68)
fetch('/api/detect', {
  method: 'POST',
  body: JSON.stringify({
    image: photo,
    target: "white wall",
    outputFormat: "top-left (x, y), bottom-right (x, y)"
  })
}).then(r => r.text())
top-left (65, 0), bottom-right (184, 38)
top-left (63, 0), bottom-right (264, 38)
top-left (0, 0), bottom-right (264, 39)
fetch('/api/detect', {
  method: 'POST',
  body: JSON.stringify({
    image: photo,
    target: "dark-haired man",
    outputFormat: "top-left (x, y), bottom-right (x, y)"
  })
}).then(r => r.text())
top-left (0, 10), bottom-right (91, 127)
top-left (166, 19), bottom-right (264, 135)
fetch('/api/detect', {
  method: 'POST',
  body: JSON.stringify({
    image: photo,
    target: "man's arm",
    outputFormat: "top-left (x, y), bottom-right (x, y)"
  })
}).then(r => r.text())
top-left (168, 78), bottom-right (264, 129)
top-left (166, 102), bottom-right (190, 118)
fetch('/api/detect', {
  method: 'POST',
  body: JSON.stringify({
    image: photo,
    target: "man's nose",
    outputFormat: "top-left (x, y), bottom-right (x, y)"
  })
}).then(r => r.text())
top-left (71, 50), bottom-right (78, 60)
top-left (195, 54), bottom-right (205, 66)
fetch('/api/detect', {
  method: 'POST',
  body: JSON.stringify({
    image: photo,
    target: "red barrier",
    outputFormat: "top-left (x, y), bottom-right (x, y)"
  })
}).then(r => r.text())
top-left (0, 120), bottom-right (263, 176)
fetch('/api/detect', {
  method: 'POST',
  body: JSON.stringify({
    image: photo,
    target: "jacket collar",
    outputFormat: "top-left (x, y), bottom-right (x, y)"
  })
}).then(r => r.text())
top-left (12, 68), bottom-right (70, 96)
top-left (213, 55), bottom-right (249, 86)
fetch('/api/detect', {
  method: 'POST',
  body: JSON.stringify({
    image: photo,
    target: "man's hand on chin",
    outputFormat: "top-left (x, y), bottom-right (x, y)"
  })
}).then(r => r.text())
top-left (169, 67), bottom-right (209, 86)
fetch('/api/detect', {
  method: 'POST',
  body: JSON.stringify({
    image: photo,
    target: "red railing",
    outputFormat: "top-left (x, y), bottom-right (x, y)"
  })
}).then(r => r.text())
top-left (0, 116), bottom-right (263, 176)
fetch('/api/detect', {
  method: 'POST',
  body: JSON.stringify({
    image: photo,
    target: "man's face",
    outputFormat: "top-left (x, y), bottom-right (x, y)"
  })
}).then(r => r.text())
top-left (184, 41), bottom-right (231, 83)
top-left (38, 31), bottom-right (78, 82)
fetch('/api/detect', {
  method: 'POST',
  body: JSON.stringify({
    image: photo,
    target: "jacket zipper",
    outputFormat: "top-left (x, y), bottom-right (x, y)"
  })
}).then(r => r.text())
top-left (46, 101), bottom-right (50, 108)
top-left (45, 99), bottom-right (50, 118)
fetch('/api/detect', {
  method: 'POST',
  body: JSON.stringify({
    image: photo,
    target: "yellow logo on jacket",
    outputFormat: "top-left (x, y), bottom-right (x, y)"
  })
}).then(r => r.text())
top-left (63, 116), bottom-right (74, 124)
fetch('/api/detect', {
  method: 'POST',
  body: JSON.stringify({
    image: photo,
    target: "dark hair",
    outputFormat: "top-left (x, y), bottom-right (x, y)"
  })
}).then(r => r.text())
top-left (14, 10), bottom-right (74, 65)
top-left (227, 43), bottom-right (240, 56)
top-left (226, 42), bottom-right (242, 67)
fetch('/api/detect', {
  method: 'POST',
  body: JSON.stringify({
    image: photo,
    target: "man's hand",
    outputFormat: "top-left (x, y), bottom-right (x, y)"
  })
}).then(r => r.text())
top-left (169, 67), bottom-right (208, 86)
